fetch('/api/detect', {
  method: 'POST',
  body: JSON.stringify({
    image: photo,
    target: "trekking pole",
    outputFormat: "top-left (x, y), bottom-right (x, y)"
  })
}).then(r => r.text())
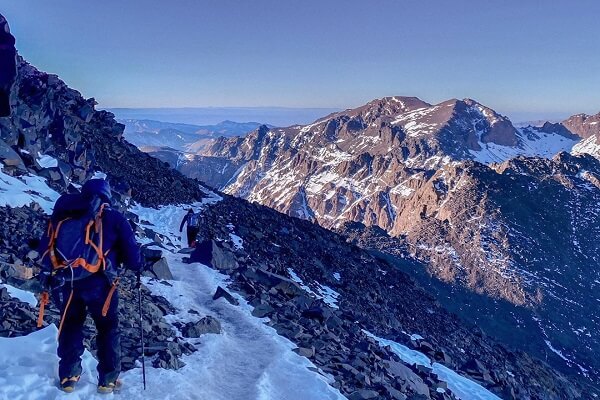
top-left (137, 273), bottom-right (147, 390)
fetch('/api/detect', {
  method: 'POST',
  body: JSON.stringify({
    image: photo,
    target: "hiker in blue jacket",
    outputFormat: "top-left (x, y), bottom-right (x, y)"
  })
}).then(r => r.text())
top-left (179, 208), bottom-right (200, 247)
top-left (38, 179), bottom-right (141, 394)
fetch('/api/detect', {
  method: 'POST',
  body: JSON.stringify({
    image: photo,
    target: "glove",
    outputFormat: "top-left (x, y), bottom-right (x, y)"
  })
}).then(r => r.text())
top-left (38, 271), bottom-right (53, 292)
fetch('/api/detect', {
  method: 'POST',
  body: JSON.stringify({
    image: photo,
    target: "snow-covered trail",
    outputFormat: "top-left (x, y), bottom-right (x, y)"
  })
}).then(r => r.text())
top-left (0, 200), bottom-right (345, 400)
top-left (118, 250), bottom-right (344, 400)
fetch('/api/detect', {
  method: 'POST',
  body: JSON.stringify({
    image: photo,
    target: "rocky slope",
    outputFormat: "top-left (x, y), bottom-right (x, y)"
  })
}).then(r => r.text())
top-left (192, 194), bottom-right (596, 399)
top-left (0, 56), bottom-right (204, 207)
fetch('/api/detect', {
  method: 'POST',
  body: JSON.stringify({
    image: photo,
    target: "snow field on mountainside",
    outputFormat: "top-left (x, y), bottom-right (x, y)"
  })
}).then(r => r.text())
top-left (470, 128), bottom-right (579, 164)
top-left (573, 135), bottom-right (600, 159)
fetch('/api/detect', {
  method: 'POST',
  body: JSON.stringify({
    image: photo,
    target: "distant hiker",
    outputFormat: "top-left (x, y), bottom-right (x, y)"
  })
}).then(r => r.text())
top-left (180, 208), bottom-right (200, 247)
top-left (37, 179), bottom-right (141, 394)
top-left (0, 13), bottom-right (17, 117)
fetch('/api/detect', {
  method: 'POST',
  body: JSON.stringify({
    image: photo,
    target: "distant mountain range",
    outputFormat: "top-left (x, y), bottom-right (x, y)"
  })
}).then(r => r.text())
top-left (107, 107), bottom-right (341, 127)
top-left (178, 96), bottom-right (597, 190)
top-left (119, 119), bottom-right (268, 153)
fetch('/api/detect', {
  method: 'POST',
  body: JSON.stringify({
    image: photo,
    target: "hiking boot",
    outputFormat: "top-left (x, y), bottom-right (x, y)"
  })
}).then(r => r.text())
top-left (97, 379), bottom-right (122, 394)
top-left (59, 376), bottom-right (80, 393)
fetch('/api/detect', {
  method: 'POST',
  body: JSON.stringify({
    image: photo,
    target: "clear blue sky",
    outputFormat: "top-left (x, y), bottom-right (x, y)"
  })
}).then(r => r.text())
top-left (2, 0), bottom-right (600, 119)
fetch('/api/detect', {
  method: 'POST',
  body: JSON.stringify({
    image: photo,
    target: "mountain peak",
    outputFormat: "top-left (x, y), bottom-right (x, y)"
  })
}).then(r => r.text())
top-left (562, 112), bottom-right (600, 139)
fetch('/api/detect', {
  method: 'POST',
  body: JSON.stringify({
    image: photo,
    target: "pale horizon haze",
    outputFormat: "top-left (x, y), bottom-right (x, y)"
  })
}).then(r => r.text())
top-left (2, 0), bottom-right (600, 123)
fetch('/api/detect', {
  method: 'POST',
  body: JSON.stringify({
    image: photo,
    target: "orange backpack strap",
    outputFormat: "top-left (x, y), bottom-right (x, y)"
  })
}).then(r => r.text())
top-left (101, 277), bottom-right (119, 317)
top-left (37, 291), bottom-right (50, 328)
top-left (48, 218), bottom-right (71, 269)
top-left (81, 203), bottom-right (108, 273)
top-left (57, 289), bottom-right (74, 339)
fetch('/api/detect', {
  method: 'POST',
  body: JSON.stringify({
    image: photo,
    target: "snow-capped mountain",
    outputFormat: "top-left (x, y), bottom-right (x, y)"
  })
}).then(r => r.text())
top-left (182, 96), bottom-right (579, 224)
top-left (172, 97), bottom-right (600, 387)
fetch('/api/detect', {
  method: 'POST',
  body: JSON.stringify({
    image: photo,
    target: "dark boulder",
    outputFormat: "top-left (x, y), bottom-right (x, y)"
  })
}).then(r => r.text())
top-left (213, 286), bottom-right (239, 305)
top-left (143, 257), bottom-right (173, 281)
top-left (181, 316), bottom-right (221, 338)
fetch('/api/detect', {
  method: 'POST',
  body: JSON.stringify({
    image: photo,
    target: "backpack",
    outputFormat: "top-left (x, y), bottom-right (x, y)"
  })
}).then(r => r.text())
top-left (188, 213), bottom-right (200, 228)
top-left (42, 194), bottom-right (108, 281)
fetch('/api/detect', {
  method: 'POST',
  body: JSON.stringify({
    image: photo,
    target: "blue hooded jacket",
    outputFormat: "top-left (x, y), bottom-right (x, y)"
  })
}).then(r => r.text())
top-left (39, 180), bottom-right (141, 284)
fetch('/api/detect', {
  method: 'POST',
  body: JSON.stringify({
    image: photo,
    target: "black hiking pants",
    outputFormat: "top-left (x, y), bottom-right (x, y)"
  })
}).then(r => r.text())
top-left (186, 226), bottom-right (199, 247)
top-left (53, 273), bottom-right (120, 385)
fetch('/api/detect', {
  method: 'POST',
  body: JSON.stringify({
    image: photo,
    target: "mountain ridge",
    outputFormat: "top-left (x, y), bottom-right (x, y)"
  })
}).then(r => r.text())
top-left (170, 96), bottom-right (600, 386)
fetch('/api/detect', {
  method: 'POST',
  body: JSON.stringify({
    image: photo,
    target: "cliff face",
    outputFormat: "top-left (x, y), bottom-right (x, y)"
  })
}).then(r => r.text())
top-left (341, 153), bottom-right (600, 383)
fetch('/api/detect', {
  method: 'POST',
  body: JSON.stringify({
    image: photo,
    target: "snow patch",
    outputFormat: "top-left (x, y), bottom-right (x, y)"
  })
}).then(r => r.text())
top-left (470, 128), bottom-right (579, 164)
top-left (287, 269), bottom-right (340, 309)
top-left (1, 283), bottom-right (37, 307)
top-left (316, 284), bottom-right (340, 309)
top-left (544, 340), bottom-right (569, 362)
top-left (573, 135), bottom-right (600, 159)
top-left (0, 165), bottom-right (60, 213)
top-left (364, 331), bottom-right (502, 400)
top-left (229, 233), bottom-right (244, 250)
top-left (36, 154), bottom-right (58, 168)
top-left (92, 171), bottom-right (107, 180)
top-left (0, 325), bottom-right (99, 399)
